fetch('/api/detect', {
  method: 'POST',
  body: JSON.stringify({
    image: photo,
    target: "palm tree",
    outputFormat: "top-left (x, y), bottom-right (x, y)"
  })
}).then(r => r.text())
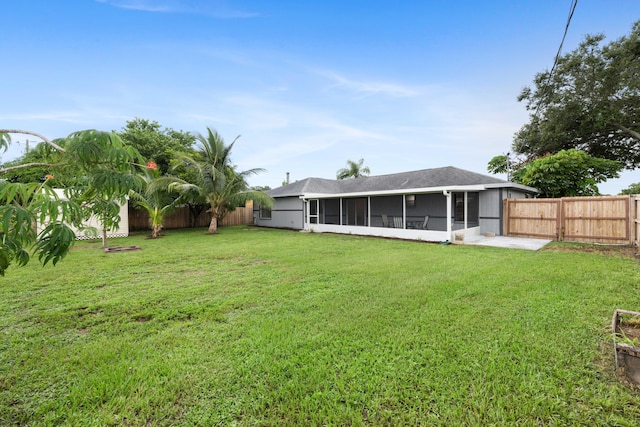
top-left (128, 168), bottom-right (182, 238)
top-left (172, 128), bottom-right (273, 234)
top-left (336, 158), bottom-right (371, 180)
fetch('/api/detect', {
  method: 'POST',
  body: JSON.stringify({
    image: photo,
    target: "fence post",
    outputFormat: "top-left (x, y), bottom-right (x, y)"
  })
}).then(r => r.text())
top-left (558, 198), bottom-right (563, 242)
top-left (633, 195), bottom-right (639, 246)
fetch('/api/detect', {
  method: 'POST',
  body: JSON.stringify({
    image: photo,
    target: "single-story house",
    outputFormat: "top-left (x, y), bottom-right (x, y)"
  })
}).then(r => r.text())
top-left (254, 166), bottom-right (538, 243)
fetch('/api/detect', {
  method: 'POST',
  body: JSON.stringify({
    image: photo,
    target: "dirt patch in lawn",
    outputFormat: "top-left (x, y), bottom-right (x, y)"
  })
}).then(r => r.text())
top-left (542, 243), bottom-right (638, 258)
top-left (104, 246), bottom-right (142, 253)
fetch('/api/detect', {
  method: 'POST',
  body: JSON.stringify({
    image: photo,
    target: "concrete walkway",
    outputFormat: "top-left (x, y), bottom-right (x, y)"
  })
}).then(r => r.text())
top-left (463, 235), bottom-right (552, 251)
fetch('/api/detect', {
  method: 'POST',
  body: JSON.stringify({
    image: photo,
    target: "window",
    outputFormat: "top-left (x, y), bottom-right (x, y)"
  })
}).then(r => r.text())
top-left (260, 205), bottom-right (272, 219)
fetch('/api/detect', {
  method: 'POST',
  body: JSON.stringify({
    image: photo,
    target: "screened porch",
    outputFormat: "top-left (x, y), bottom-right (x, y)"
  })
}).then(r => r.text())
top-left (304, 191), bottom-right (481, 242)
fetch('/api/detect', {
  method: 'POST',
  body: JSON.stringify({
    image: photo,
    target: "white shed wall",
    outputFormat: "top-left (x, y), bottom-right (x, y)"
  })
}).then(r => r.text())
top-left (39, 190), bottom-right (129, 240)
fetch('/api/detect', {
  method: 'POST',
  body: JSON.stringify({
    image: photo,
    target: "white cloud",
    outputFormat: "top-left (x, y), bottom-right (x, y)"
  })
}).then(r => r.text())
top-left (0, 111), bottom-right (88, 124)
top-left (304, 67), bottom-right (421, 98)
top-left (96, 0), bottom-right (259, 18)
top-left (96, 0), bottom-right (172, 12)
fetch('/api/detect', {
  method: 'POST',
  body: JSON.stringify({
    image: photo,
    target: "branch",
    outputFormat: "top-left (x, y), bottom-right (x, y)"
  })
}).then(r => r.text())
top-left (0, 129), bottom-right (66, 152)
top-left (612, 122), bottom-right (640, 141)
top-left (0, 162), bottom-right (67, 174)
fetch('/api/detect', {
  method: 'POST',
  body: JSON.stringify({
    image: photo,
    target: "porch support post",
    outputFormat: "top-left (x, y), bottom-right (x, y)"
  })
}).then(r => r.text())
top-left (339, 198), bottom-right (343, 226)
top-left (444, 190), bottom-right (452, 241)
top-left (367, 196), bottom-right (371, 227)
top-left (402, 194), bottom-right (406, 229)
top-left (302, 198), bottom-right (308, 230)
top-left (464, 192), bottom-right (468, 230)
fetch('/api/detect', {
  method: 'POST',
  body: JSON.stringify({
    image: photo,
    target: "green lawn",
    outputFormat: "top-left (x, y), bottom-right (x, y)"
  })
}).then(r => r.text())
top-left (2, 226), bottom-right (640, 426)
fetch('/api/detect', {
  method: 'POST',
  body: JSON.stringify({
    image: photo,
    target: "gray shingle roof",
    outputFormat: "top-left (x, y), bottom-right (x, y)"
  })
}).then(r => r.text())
top-left (268, 166), bottom-right (531, 197)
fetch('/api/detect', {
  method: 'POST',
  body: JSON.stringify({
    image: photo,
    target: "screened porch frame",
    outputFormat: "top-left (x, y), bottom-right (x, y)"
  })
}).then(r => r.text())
top-left (301, 186), bottom-right (484, 242)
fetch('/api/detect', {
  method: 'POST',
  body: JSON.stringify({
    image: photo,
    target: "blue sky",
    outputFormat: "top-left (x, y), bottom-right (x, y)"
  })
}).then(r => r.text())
top-left (2, 1), bottom-right (640, 193)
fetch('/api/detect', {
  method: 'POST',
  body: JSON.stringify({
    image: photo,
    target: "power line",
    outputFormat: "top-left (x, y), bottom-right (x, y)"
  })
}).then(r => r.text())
top-left (532, 0), bottom-right (579, 127)
top-left (549, 0), bottom-right (579, 81)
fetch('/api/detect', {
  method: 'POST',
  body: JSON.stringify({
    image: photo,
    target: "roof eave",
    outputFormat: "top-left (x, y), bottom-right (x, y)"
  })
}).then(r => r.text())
top-left (299, 184), bottom-right (492, 199)
top-left (483, 182), bottom-right (539, 193)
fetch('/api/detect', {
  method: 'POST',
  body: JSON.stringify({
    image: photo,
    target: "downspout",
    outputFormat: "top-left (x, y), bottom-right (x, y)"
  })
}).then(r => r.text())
top-left (443, 190), bottom-right (452, 242)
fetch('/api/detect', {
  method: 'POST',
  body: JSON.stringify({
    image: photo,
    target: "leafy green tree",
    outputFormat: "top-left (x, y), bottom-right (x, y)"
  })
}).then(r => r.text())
top-left (512, 149), bottom-right (623, 198)
top-left (128, 167), bottom-right (183, 238)
top-left (620, 182), bottom-right (640, 195)
top-left (0, 139), bottom-right (64, 183)
top-left (336, 158), bottom-right (371, 180)
top-left (171, 128), bottom-right (273, 234)
top-left (513, 21), bottom-right (640, 168)
top-left (0, 129), bottom-right (142, 274)
top-left (0, 179), bottom-right (82, 275)
top-left (118, 118), bottom-right (196, 174)
top-left (487, 154), bottom-right (527, 184)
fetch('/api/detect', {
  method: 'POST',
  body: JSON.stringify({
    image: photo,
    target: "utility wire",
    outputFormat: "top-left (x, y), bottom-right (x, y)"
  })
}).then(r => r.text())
top-left (531, 0), bottom-right (579, 135)
top-left (549, 0), bottom-right (579, 82)
top-left (509, 0), bottom-right (579, 176)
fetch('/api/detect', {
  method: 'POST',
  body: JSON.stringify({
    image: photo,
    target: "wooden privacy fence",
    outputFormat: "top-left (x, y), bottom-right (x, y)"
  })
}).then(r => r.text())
top-left (129, 200), bottom-right (254, 231)
top-left (504, 196), bottom-right (638, 245)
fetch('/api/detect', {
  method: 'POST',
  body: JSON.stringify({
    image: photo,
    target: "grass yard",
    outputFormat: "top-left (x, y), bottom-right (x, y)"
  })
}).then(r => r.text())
top-left (2, 226), bottom-right (640, 426)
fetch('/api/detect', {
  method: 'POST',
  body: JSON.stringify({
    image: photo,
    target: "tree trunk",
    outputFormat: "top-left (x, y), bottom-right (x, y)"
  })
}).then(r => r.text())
top-left (187, 203), bottom-right (204, 228)
top-left (0, 129), bottom-right (66, 152)
top-left (0, 162), bottom-right (66, 174)
top-left (612, 122), bottom-right (640, 141)
top-left (208, 215), bottom-right (218, 234)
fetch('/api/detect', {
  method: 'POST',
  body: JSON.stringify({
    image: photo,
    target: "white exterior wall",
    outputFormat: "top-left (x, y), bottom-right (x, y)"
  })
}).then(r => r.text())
top-left (308, 223), bottom-right (449, 243)
top-left (76, 201), bottom-right (129, 240)
top-left (39, 190), bottom-right (129, 240)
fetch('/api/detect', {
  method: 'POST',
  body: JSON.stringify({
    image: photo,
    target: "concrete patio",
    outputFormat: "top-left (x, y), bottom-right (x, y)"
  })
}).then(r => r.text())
top-left (463, 235), bottom-right (552, 251)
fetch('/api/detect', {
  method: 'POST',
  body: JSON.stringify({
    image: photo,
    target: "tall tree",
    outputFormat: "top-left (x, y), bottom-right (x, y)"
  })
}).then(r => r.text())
top-left (620, 182), bottom-right (640, 195)
top-left (517, 149), bottom-right (622, 198)
top-left (513, 20), bottom-right (640, 168)
top-left (171, 128), bottom-right (273, 234)
top-left (0, 138), bottom-right (64, 183)
top-left (336, 158), bottom-right (371, 180)
top-left (118, 118), bottom-right (196, 174)
top-left (488, 149), bottom-right (622, 197)
top-left (0, 129), bottom-right (142, 275)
